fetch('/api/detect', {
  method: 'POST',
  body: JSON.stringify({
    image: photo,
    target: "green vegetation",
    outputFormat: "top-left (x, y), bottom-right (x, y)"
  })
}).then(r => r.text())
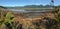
top-left (0, 11), bottom-right (15, 29)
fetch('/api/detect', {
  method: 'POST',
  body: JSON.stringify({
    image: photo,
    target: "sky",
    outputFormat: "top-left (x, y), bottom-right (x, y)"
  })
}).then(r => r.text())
top-left (0, 0), bottom-right (60, 6)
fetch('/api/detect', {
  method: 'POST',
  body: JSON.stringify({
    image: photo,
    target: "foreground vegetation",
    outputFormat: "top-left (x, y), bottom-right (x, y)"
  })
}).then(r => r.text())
top-left (0, 6), bottom-right (60, 29)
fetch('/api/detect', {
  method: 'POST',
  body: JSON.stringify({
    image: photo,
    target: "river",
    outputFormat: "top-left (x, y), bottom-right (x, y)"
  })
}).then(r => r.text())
top-left (6, 9), bottom-right (55, 18)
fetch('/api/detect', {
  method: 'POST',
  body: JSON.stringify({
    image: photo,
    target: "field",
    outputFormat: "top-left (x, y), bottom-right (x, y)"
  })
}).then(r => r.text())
top-left (0, 7), bottom-right (60, 29)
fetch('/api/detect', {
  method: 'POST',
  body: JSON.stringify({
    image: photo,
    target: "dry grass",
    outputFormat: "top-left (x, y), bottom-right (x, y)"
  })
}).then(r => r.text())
top-left (0, 8), bottom-right (58, 29)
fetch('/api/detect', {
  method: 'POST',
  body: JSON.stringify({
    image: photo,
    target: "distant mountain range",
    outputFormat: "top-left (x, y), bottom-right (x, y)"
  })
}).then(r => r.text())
top-left (0, 5), bottom-right (57, 9)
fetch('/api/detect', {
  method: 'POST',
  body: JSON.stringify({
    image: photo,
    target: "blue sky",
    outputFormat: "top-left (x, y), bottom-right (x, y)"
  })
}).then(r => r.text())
top-left (0, 0), bottom-right (60, 6)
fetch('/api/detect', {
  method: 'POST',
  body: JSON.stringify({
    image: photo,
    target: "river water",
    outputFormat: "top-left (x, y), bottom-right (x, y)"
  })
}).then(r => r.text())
top-left (6, 9), bottom-right (54, 18)
top-left (7, 9), bottom-right (53, 13)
